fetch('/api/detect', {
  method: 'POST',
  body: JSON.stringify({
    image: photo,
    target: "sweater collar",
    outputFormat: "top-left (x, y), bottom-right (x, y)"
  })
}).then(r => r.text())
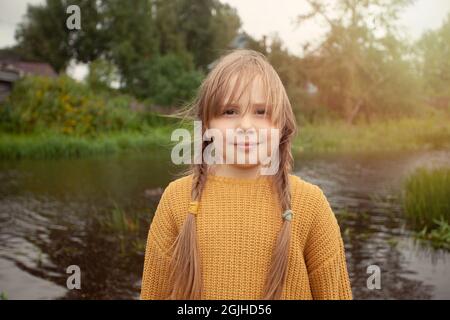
top-left (206, 173), bottom-right (274, 185)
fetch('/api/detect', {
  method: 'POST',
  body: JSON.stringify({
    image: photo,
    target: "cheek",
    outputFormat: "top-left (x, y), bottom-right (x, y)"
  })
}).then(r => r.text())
top-left (255, 118), bottom-right (276, 129)
top-left (256, 122), bottom-right (278, 140)
top-left (210, 118), bottom-right (231, 131)
top-left (208, 119), bottom-right (232, 144)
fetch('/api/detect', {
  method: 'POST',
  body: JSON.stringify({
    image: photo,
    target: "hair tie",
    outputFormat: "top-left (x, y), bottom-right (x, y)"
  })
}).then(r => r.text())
top-left (188, 201), bottom-right (199, 216)
top-left (282, 209), bottom-right (293, 221)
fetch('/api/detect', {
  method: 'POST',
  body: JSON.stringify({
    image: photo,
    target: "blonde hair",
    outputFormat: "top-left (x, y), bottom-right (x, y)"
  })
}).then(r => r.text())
top-left (165, 49), bottom-right (297, 299)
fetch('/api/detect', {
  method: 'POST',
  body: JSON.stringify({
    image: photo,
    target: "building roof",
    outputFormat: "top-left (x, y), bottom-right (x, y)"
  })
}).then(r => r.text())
top-left (0, 60), bottom-right (57, 79)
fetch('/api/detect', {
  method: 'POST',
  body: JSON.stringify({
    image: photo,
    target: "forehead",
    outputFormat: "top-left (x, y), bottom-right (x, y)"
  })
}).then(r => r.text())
top-left (222, 74), bottom-right (268, 107)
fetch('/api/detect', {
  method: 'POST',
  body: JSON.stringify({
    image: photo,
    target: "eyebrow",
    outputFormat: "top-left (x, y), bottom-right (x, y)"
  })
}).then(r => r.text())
top-left (253, 103), bottom-right (270, 108)
top-left (223, 102), bottom-right (270, 108)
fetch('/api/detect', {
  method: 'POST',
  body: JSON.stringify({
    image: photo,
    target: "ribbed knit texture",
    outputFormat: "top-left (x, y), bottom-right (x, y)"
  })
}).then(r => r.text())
top-left (140, 173), bottom-right (353, 300)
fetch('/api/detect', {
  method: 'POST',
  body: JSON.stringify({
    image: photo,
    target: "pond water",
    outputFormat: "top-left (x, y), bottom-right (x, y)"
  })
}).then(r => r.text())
top-left (0, 149), bottom-right (449, 299)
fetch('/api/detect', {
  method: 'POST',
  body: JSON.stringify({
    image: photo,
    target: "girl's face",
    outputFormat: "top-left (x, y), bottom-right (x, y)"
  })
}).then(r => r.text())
top-left (208, 75), bottom-right (279, 171)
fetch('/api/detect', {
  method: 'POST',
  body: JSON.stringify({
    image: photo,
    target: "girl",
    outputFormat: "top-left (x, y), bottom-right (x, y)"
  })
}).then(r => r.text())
top-left (140, 49), bottom-right (352, 300)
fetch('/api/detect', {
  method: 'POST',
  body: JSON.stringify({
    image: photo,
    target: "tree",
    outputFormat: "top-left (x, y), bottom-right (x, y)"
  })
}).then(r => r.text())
top-left (69, 0), bottom-right (110, 63)
top-left (101, 0), bottom-right (158, 92)
top-left (297, 0), bottom-right (421, 122)
top-left (86, 58), bottom-right (120, 92)
top-left (153, 0), bottom-right (185, 55)
top-left (209, 1), bottom-right (242, 57)
top-left (15, 0), bottom-right (73, 72)
top-left (417, 13), bottom-right (450, 102)
top-left (175, 0), bottom-right (242, 70)
top-left (14, 0), bottom-right (241, 104)
top-left (266, 36), bottom-right (314, 122)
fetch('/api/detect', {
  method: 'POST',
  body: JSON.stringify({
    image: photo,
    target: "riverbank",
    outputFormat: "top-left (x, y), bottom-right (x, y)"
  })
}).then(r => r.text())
top-left (0, 114), bottom-right (449, 160)
top-left (294, 115), bottom-right (450, 153)
top-left (0, 126), bottom-right (175, 159)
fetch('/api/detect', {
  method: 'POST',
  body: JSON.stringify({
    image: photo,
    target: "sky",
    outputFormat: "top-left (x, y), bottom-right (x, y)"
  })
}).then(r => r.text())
top-left (0, 0), bottom-right (449, 79)
top-left (222, 0), bottom-right (450, 54)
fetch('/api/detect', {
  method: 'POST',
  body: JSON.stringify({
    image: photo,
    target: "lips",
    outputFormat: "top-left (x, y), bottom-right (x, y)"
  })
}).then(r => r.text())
top-left (235, 142), bottom-right (258, 146)
top-left (234, 142), bottom-right (259, 147)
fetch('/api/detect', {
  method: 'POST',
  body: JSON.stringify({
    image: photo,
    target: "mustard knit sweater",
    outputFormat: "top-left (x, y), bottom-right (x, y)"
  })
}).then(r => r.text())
top-left (140, 173), bottom-right (353, 300)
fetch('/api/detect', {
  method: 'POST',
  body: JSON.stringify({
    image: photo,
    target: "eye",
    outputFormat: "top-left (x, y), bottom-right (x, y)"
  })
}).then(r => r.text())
top-left (223, 108), bottom-right (238, 116)
top-left (255, 108), bottom-right (266, 115)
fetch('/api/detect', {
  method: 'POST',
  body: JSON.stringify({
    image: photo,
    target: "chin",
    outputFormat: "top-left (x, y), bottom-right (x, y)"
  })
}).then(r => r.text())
top-left (231, 163), bottom-right (260, 170)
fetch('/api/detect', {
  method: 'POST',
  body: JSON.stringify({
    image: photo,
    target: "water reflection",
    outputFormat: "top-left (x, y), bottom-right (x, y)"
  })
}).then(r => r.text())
top-left (0, 150), bottom-right (449, 299)
top-left (296, 150), bottom-right (450, 299)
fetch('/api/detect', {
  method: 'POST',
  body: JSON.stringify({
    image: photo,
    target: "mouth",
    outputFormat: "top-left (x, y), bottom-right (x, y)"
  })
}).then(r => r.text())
top-left (235, 142), bottom-right (258, 146)
top-left (233, 142), bottom-right (259, 150)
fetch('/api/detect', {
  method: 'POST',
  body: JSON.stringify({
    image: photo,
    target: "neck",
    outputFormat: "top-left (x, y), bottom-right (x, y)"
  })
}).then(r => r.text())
top-left (209, 164), bottom-right (262, 179)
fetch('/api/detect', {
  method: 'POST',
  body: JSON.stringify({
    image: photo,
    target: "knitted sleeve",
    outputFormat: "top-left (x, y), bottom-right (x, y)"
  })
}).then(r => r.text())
top-left (140, 182), bottom-right (178, 300)
top-left (304, 188), bottom-right (353, 300)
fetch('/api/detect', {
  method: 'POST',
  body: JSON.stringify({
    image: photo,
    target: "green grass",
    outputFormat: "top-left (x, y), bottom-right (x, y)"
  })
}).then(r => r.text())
top-left (0, 113), bottom-right (449, 159)
top-left (101, 202), bottom-right (141, 234)
top-left (294, 115), bottom-right (450, 153)
top-left (97, 202), bottom-right (149, 256)
top-left (402, 167), bottom-right (450, 249)
top-left (0, 126), bottom-right (176, 160)
top-left (403, 167), bottom-right (450, 227)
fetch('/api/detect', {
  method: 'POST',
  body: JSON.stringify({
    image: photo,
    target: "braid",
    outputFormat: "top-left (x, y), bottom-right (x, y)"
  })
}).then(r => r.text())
top-left (168, 159), bottom-right (208, 299)
top-left (262, 139), bottom-right (294, 299)
top-left (192, 162), bottom-right (208, 200)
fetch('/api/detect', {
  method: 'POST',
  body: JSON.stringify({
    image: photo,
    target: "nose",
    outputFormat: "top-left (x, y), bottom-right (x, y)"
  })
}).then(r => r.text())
top-left (237, 113), bottom-right (255, 133)
top-left (236, 113), bottom-right (257, 143)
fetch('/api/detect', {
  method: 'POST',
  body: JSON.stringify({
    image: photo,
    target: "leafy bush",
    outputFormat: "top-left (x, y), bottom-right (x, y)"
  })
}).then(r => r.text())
top-left (0, 75), bottom-right (175, 136)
